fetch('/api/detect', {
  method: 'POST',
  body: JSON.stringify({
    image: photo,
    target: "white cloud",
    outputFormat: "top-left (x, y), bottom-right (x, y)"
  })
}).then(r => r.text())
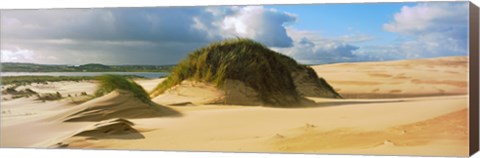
top-left (273, 29), bottom-right (363, 64)
top-left (1, 48), bottom-right (37, 63)
top-left (336, 34), bottom-right (375, 43)
top-left (367, 2), bottom-right (469, 60)
top-left (383, 3), bottom-right (468, 36)
top-left (221, 6), bottom-right (296, 47)
top-left (271, 2), bottom-right (468, 65)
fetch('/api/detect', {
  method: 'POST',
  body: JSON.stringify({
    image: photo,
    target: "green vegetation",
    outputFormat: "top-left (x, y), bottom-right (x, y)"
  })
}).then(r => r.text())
top-left (269, 47), bottom-right (341, 98)
top-left (1, 75), bottom-right (143, 86)
top-left (2, 85), bottom-right (66, 101)
top-left (95, 74), bottom-right (152, 105)
top-left (1, 62), bottom-right (174, 72)
top-left (1, 87), bottom-right (38, 99)
top-left (1, 76), bottom-right (95, 86)
top-left (1, 82), bottom-right (64, 101)
top-left (151, 38), bottom-right (302, 106)
top-left (308, 69), bottom-right (342, 98)
top-left (37, 92), bottom-right (63, 101)
top-left (1, 75), bottom-right (146, 102)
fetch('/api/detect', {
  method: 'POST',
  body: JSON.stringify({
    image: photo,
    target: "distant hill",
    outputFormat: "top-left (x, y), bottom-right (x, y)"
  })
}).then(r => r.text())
top-left (77, 63), bottom-right (112, 70)
top-left (1, 62), bottom-right (174, 72)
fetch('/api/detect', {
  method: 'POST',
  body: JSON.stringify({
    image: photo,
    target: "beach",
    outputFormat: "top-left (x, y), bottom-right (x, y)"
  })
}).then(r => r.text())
top-left (0, 56), bottom-right (469, 157)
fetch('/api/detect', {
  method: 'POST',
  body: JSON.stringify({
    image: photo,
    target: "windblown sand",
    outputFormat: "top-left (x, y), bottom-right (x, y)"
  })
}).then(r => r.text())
top-left (0, 56), bottom-right (470, 156)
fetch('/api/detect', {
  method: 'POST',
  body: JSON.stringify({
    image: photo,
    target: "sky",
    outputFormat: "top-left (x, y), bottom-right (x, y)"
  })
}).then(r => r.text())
top-left (0, 2), bottom-right (470, 65)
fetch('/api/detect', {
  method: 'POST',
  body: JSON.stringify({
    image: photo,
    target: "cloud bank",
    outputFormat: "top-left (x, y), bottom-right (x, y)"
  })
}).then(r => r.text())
top-left (273, 29), bottom-right (364, 64)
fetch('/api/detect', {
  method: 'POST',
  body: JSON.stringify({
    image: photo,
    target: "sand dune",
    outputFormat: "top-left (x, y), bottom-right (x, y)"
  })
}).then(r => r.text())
top-left (152, 81), bottom-right (225, 105)
top-left (54, 118), bottom-right (144, 148)
top-left (72, 118), bottom-right (140, 138)
top-left (312, 56), bottom-right (468, 98)
top-left (0, 97), bottom-right (91, 147)
top-left (64, 90), bottom-right (179, 122)
top-left (152, 79), bottom-right (320, 107)
top-left (0, 79), bottom-right (176, 147)
top-left (0, 56), bottom-right (470, 156)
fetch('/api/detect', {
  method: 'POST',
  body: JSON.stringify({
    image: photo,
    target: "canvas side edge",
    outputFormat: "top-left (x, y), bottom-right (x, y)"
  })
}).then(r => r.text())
top-left (469, 1), bottom-right (480, 156)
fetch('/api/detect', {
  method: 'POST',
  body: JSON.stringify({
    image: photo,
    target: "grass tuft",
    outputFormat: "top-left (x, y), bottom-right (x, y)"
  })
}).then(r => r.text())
top-left (95, 74), bottom-right (151, 104)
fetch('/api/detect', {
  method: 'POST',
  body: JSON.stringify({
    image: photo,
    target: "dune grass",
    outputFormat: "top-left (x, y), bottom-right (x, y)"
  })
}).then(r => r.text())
top-left (36, 92), bottom-right (63, 101)
top-left (88, 74), bottom-right (181, 117)
top-left (1, 87), bottom-right (38, 100)
top-left (1, 75), bottom-right (144, 87)
top-left (151, 38), bottom-right (303, 106)
top-left (273, 49), bottom-right (341, 98)
top-left (95, 74), bottom-right (152, 104)
top-left (1, 76), bottom-right (95, 87)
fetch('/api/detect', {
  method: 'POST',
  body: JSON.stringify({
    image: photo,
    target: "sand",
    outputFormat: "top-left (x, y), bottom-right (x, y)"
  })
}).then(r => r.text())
top-left (0, 56), bottom-right (470, 156)
top-left (15, 80), bottom-right (98, 97)
top-left (152, 80), bottom-right (225, 105)
top-left (63, 90), bottom-right (180, 122)
top-left (153, 79), bottom-right (268, 106)
top-left (312, 56), bottom-right (468, 98)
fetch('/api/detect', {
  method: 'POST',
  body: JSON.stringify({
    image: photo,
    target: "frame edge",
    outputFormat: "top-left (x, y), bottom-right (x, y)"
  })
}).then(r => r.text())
top-left (469, 1), bottom-right (480, 156)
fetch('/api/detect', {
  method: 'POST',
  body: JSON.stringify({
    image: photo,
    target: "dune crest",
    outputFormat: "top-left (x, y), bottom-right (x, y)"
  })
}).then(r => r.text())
top-left (64, 90), bottom-right (179, 122)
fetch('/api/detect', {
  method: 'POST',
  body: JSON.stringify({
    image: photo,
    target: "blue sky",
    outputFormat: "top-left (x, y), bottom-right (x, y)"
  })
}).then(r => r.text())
top-left (0, 2), bottom-right (469, 65)
top-left (268, 3), bottom-right (417, 45)
top-left (270, 3), bottom-right (411, 35)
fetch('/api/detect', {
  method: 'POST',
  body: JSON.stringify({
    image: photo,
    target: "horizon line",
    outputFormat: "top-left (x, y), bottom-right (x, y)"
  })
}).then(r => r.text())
top-left (0, 55), bottom-right (469, 66)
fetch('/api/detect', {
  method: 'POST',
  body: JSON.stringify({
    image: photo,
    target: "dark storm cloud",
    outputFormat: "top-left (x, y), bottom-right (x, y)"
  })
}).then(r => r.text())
top-left (1, 6), bottom-right (297, 65)
top-left (2, 7), bottom-right (219, 42)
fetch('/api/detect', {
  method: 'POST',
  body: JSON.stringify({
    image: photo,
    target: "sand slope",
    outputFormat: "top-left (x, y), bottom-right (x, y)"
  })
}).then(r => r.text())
top-left (312, 56), bottom-right (468, 98)
top-left (64, 90), bottom-right (179, 122)
top-left (153, 79), bottom-right (284, 106)
top-left (1, 80), bottom-right (177, 147)
top-left (61, 95), bottom-right (468, 156)
top-left (0, 97), bottom-right (91, 147)
top-left (152, 81), bottom-right (225, 105)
